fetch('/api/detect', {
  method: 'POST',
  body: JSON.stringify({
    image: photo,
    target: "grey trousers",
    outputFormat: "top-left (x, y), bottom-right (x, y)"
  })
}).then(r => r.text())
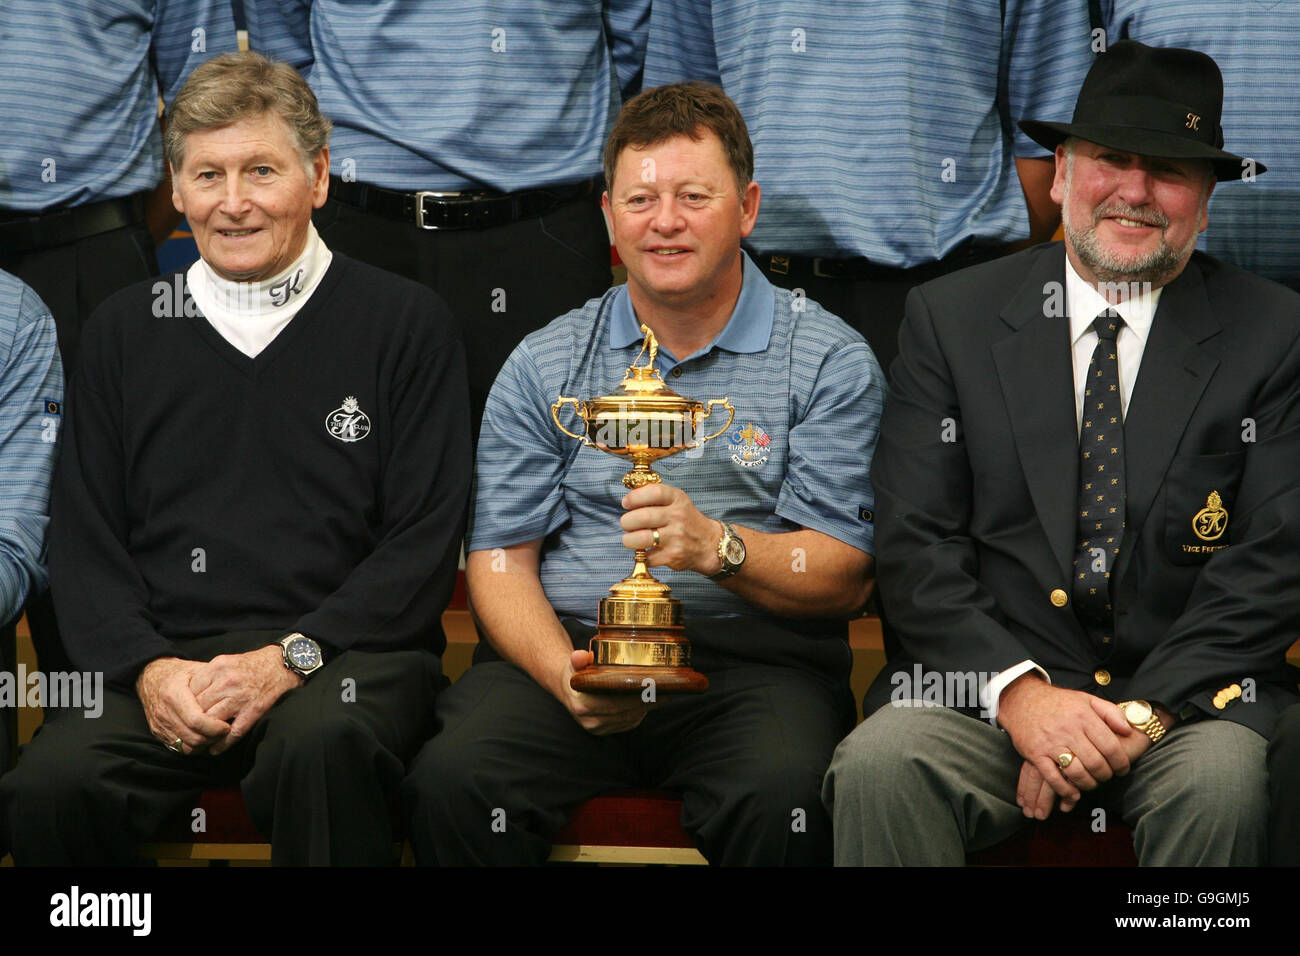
top-left (822, 703), bottom-right (1268, 866)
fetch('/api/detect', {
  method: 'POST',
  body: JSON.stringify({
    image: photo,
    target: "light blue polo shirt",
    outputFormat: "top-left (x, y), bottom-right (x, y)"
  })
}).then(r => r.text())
top-left (469, 253), bottom-right (885, 626)
top-left (0, 0), bottom-right (238, 210)
top-left (642, 0), bottom-right (1093, 266)
top-left (0, 270), bottom-right (63, 622)
top-left (246, 0), bottom-right (650, 193)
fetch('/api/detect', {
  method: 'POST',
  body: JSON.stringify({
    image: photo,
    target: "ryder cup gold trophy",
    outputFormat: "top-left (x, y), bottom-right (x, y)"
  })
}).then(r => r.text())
top-left (551, 325), bottom-right (734, 694)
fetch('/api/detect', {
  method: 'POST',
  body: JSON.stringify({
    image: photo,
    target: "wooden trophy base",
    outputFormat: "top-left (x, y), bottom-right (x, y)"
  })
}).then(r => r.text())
top-left (570, 663), bottom-right (709, 694)
top-left (570, 623), bottom-right (709, 695)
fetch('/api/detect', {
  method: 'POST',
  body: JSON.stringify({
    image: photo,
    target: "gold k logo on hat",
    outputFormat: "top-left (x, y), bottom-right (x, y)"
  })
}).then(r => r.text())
top-left (1018, 39), bottom-right (1265, 182)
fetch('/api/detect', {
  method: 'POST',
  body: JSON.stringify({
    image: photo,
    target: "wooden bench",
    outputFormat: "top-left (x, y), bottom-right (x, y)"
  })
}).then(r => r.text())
top-left (142, 785), bottom-right (708, 866)
top-left (142, 787), bottom-right (273, 864)
top-left (549, 790), bottom-right (706, 865)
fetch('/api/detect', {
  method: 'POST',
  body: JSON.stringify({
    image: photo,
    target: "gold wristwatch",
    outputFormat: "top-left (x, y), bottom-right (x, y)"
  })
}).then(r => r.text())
top-left (709, 522), bottom-right (746, 581)
top-left (1118, 700), bottom-right (1166, 743)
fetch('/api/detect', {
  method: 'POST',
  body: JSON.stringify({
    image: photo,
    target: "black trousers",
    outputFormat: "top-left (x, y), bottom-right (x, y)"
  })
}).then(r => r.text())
top-left (0, 220), bottom-right (158, 377)
top-left (1268, 701), bottom-right (1300, 865)
top-left (403, 638), bottom-right (855, 866)
top-left (313, 191), bottom-right (613, 443)
top-left (0, 630), bottom-right (442, 865)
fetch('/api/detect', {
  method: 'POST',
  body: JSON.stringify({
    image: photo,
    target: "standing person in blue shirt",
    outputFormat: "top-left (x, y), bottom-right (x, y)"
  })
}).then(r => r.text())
top-left (1099, 3), bottom-right (1300, 290)
top-left (643, 0), bottom-right (1095, 376)
top-left (403, 83), bottom-right (884, 865)
top-left (244, 0), bottom-right (651, 439)
top-left (0, 271), bottom-right (63, 798)
top-left (0, 0), bottom-right (238, 682)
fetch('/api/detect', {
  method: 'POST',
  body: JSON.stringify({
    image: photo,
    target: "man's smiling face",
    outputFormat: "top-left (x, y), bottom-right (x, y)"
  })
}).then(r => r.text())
top-left (1052, 138), bottom-right (1213, 290)
top-left (172, 112), bottom-right (329, 283)
top-left (601, 130), bottom-right (759, 314)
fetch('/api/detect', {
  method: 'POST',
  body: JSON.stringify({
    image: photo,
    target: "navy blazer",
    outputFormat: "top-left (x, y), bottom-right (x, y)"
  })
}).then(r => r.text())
top-left (866, 242), bottom-right (1300, 737)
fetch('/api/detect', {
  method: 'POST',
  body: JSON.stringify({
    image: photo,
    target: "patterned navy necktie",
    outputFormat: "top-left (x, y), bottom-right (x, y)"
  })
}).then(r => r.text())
top-left (1072, 310), bottom-right (1125, 641)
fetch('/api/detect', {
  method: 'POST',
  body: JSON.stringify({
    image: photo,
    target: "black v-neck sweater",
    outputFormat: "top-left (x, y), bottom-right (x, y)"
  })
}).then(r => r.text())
top-left (49, 254), bottom-right (472, 687)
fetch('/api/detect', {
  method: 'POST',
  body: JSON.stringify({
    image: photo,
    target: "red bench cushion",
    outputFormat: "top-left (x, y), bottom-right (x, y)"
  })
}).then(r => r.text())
top-left (967, 817), bottom-right (1137, 866)
top-left (550, 790), bottom-right (695, 849)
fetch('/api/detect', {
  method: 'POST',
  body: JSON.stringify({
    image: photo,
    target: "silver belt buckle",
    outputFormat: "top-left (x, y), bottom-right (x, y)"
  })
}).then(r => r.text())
top-left (414, 190), bottom-right (463, 230)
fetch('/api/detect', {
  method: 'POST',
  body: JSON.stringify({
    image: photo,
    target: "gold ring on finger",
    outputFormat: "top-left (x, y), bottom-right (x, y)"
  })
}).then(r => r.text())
top-left (167, 737), bottom-right (184, 754)
top-left (651, 528), bottom-right (660, 549)
top-left (1057, 751), bottom-right (1075, 770)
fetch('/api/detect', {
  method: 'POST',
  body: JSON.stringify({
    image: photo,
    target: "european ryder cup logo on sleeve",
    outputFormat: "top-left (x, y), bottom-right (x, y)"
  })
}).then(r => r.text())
top-left (728, 422), bottom-right (770, 468)
top-left (325, 396), bottom-right (371, 443)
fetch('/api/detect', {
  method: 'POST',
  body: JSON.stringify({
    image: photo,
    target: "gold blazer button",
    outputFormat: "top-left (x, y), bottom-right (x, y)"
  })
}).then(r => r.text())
top-left (1050, 589), bottom-right (1068, 607)
top-left (1094, 669), bottom-right (1111, 686)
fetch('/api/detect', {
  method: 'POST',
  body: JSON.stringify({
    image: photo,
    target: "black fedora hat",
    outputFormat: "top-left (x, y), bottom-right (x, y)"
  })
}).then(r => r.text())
top-left (1019, 39), bottom-right (1263, 182)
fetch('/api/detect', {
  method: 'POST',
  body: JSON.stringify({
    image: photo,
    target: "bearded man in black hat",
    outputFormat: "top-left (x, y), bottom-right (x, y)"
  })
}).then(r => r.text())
top-left (822, 40), bottom-right (1300, 866)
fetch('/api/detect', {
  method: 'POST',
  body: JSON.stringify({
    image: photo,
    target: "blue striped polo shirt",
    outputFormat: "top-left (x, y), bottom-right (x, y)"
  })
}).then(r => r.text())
top-left (643, 0), bottom-right (1094, 266)
top-left (0, 0), bottom-right (238, 210)
top-left (245, 0), bottom-right (651, 193)
top-left (469, 254), bottom-right (885, 624)
top-left (0, 271), bottom-right (64, 621)
top-left (1103, 1), bottom-right (1300, 290)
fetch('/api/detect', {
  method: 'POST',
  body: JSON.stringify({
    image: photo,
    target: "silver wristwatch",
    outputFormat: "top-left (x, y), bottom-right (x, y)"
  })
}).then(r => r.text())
top-left (278, 632), bottom-right (324, 680)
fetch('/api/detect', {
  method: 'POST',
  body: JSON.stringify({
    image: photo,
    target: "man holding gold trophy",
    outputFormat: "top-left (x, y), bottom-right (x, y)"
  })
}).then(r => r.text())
top-left (404, 83), bottom-right (885, 865)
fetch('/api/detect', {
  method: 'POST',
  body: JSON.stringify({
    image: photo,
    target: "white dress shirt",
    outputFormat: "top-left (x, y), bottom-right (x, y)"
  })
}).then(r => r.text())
top-left (980, 255), bottom-right (1165, 723)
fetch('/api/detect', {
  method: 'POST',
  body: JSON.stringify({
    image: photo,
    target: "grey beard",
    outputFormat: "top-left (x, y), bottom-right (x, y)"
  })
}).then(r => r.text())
top-left (1064, 212), bottom-right (1193, 288)
top-left (1058, 148), bottom-right (1204, 289)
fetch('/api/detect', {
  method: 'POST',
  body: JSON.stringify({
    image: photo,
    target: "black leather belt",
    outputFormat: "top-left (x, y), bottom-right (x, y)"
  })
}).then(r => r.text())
top-left (0, 193), bottom-right (147, 255)
top-left (328, 175), bottom-right (600, 231)
top-left (758, 240), bottom-right (1014, 283)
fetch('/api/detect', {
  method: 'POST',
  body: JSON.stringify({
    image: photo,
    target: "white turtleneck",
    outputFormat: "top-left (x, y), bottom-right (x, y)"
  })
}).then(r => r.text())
top-left (187, 224), bottom-right (334, 358)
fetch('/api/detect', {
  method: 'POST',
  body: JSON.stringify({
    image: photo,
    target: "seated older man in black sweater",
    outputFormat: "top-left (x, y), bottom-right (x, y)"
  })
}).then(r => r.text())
top-left (0, 52), bottom-right (470, 865)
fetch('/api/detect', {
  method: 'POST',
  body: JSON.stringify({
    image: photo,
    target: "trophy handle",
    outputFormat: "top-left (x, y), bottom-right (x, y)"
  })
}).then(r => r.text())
top-left (551, 396), bottom-right (594, 446)
top-left (696, 398), bottom-right (736, 443)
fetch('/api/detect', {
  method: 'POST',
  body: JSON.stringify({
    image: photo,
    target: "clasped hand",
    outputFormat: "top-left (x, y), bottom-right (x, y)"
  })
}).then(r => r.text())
top-left (997, 677), bottom-right (1152, 819)
top-left (137, 645), bottom-right (303, 756)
